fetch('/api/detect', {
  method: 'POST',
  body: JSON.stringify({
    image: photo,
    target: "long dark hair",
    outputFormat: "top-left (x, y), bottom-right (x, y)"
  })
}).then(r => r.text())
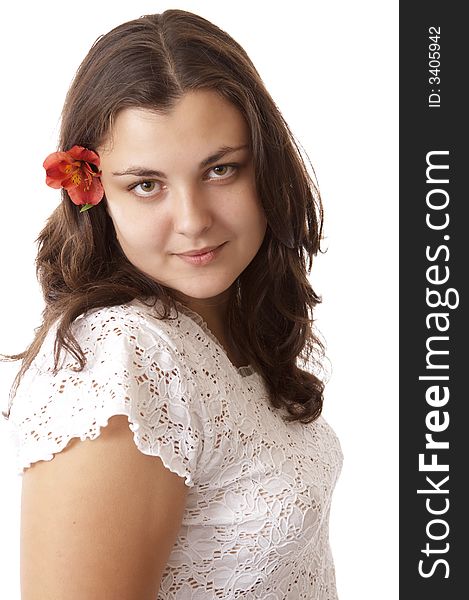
top-left (2, 9), bottom-right (327, 424)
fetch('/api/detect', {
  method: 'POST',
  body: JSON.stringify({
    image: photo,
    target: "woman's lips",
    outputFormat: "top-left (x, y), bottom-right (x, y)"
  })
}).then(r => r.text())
top-left (176, 242), bottom-right (226, 266)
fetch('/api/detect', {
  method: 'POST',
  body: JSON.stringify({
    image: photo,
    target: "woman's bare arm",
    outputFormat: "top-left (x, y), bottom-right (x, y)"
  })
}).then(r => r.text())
top-left (20, 414), bottom-right (189, 600)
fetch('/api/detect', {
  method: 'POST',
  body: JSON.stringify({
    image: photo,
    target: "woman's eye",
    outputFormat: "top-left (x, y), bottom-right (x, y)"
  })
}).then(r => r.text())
top-left (207, 164), bottom-right (237, 179)
top-left (129, 180), bottom-right (162, 197)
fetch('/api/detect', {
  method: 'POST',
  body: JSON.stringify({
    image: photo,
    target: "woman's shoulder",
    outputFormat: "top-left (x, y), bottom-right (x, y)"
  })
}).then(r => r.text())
top-left (72, 298), bottom-right (177, 340)
top-left (8, 298), bottom-right (208, 481)
top-left (21, 298), bottom-right (188, 379)
top-left (70, 298), bottom-right (187, 359)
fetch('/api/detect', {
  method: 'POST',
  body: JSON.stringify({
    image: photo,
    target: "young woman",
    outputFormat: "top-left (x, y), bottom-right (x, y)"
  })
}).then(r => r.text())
top-left (3, 9), bottom-right (343, 599)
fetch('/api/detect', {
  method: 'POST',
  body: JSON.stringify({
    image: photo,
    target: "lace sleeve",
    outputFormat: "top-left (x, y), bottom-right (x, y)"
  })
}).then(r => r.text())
top-left (7, 306), bottom-right (203, 486)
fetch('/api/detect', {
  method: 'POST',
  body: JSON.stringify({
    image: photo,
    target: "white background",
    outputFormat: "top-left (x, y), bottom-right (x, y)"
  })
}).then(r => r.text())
top-left (0, 1), bottom-right (398, 597)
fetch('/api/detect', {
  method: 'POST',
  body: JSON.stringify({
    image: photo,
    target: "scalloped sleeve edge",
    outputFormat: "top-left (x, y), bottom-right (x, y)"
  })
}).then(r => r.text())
top-left (12, 410), bottom-right (195, 487)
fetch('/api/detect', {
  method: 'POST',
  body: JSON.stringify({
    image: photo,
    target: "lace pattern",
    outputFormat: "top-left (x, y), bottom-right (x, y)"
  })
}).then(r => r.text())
top-left (7, 299), bottom-right (343, 599)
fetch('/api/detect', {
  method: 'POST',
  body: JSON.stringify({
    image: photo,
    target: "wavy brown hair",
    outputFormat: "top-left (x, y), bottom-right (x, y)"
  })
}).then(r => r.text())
top-left (2, 9), bottom-right (328, 424)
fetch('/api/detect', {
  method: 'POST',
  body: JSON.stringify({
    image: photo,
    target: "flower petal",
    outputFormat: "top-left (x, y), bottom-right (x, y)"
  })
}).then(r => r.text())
top-left (45, 177), bottom-right (64, 189)
top-left (67, 145), bottom-right (101, 168)
top-left (45, 164), bottom-right (76, 188)
top-left (66, 177), bottom-right (104, 206)
top-left (43, 150), bottom-right (74, 170)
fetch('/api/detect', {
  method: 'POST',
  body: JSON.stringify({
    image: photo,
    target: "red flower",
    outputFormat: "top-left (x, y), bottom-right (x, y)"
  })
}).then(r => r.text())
top-left (43, 145), bottom-right (104, 212)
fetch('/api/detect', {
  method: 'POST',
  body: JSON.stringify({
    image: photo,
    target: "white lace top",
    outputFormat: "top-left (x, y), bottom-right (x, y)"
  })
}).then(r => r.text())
top-left (7, 298), bottom-right (343, 599)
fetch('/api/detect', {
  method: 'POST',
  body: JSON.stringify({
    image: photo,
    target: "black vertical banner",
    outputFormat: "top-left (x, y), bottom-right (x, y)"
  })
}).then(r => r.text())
top-left (400, 2), bottom-right (467, 597)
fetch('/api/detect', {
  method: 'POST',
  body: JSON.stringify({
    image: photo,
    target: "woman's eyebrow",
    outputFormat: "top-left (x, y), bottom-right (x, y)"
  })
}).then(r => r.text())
top-left (111, 144), bottom-right (249, 178)
top-left (199, 144), bottom-right (249, 169)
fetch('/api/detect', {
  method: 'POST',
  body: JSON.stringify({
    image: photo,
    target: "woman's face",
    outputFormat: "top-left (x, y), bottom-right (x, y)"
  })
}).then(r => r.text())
top-left (98, 90), bottom-right (267, 306)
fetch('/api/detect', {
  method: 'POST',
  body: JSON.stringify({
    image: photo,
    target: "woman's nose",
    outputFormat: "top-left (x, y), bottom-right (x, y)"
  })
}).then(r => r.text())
top-left (172, 184), bottom-right (213, 236)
